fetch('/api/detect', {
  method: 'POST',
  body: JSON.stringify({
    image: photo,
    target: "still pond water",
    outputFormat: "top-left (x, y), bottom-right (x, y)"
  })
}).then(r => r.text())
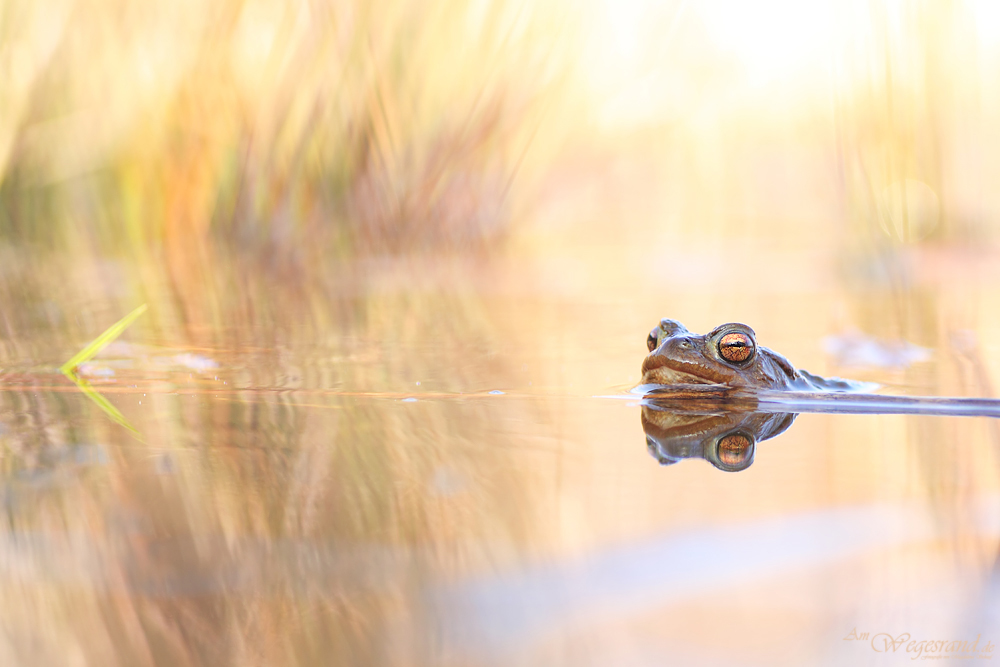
top-left (0, 235), bottom-right (998, 666)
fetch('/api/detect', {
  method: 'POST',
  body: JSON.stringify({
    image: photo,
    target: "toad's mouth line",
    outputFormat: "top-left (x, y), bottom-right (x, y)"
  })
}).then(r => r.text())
top-left (640, 364), bottom-right (719, 386)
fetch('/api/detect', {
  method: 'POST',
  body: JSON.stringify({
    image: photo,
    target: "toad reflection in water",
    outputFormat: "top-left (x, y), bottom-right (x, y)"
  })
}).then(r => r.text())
top-left (642, 402), bottom-right (796, 472)
top-left (639, 319), bottom-right (1000, 471)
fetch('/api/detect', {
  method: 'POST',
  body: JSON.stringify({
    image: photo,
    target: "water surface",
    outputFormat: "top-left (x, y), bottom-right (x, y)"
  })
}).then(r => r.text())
top-left (1, 241), bottom-right (999, 666)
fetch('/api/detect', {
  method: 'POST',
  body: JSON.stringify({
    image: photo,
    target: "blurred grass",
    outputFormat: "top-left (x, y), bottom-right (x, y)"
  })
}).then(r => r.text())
top-left (0, 0), bottom-right (575, 254)
top-left (60, 303), bottom-right (147, 374)
top-left (60, 304), bottom-right (147, 437)
top-left (1, 0), bottom-right (1000, 260)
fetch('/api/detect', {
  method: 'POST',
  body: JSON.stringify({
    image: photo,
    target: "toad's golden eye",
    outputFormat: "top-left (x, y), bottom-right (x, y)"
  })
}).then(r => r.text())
top-left (719, 332), bottom-right (754, 363)
top-left (647, 330), bottom-right (658, 352)
top-left (717, 433), bottom-right (753, 468)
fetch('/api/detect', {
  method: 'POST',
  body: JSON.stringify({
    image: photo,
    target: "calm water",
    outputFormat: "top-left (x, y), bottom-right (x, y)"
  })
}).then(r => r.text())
top-left (1, 235), bottom-right (999, 666)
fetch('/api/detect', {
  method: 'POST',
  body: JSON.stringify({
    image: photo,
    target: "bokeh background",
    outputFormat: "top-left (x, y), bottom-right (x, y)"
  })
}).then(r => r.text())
top-left (2, 1), bottom-right (1000, 665)
top-left (6, 0), bottom-right (1000, 253)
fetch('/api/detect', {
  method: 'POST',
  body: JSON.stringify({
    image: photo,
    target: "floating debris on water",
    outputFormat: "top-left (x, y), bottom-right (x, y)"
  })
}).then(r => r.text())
top-left (824, 331), bottom-right (931, 369)
top-left (171, 353), bottom-right (219, 372)
top-left (77, 363), bottom-right (117, 377)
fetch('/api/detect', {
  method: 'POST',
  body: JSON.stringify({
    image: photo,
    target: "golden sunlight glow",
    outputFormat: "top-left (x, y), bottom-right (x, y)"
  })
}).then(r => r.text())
top-left (698, 0), bottom-right (838, 85)
top-left (579, 0), bottom-right (846, 130)
top-left (1, 0), bottom-right (998, 249)
top-left (879, 180), bottom-right (940, 243)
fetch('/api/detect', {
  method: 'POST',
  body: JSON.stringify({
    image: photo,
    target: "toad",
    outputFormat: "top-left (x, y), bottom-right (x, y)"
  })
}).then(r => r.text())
top-left (641, 319), bottom-right (858, 391)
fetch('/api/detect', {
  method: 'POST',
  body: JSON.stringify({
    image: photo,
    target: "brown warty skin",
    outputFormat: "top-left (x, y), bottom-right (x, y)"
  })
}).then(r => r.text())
top-left (641, 319), bottom-right (856, 391)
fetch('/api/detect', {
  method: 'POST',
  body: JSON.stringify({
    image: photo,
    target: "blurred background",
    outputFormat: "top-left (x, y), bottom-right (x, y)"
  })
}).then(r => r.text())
top-left (2, 0), bottom-right (1000, 665)
top-left (4, 0), bottom-right (999, 254)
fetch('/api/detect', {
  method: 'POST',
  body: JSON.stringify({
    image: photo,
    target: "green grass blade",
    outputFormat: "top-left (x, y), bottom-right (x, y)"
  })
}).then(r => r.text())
top-left (62, 371), bottom-right (142, 439)
top-left (59, 304), bottom-right (148, 439)
top-left (60, 304), bottom-right (148, 374)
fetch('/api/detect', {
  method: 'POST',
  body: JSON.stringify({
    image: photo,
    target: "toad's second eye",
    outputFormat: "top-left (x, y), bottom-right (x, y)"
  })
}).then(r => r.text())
top-left (719, 332), bottom-right (754, 363)
top-left (647, 330), bottom-right (658, 352)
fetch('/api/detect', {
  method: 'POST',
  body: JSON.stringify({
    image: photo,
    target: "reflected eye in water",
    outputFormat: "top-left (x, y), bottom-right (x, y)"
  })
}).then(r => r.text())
top-left (641, 404), bottom-right (794, 472)
top-left (715, 432), bottom-right (755, 472)
top-left (719, 332), bottom-right (754, 364)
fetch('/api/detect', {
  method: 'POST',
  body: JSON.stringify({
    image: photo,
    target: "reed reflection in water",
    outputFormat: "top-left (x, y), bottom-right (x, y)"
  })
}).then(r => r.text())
top-left (0, 249), bottom-right (997, 665)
